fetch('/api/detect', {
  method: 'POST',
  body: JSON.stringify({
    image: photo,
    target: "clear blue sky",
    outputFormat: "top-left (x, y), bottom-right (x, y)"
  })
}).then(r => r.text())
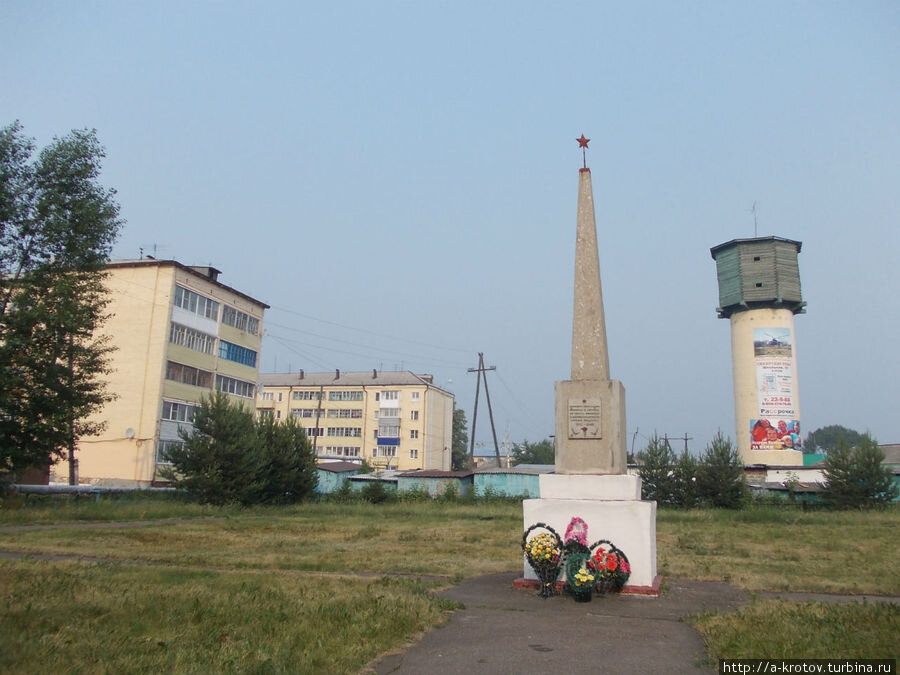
top-left (3, 1), bottom-right (898, 453)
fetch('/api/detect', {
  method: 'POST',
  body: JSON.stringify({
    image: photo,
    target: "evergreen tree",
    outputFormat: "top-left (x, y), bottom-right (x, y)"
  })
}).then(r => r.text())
top-left (164, 393), bottom-right (263, 505)
top-left (638, 434), bottom-right (676, 504)
top-left (672, 447), bottom-right (699, 508)
top-left (164, 393), bottom-right (320, 505)
top-left (696, 431), bottom-right (747, 509)
top-left (256, 415), bottom-right (318, 504)
top-left (823, 435), bottom-right (897, 509)
top-left (1, 122), bottom-right (122, 479)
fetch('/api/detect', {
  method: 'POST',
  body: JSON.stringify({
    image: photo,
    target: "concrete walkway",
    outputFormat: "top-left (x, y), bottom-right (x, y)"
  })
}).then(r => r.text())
top-left (370, 574), bottom-right (747, 674)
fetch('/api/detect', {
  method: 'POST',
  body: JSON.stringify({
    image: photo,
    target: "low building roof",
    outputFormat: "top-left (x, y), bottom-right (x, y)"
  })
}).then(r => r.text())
top-left (316, 461), bottom-right (362, 473)
top-left (397, 470), bottom-right (474, 479)
top-left (476, 465), bottom-right (555, 475)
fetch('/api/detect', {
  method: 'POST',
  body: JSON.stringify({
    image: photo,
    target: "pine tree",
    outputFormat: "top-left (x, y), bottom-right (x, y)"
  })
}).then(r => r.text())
top-left (823, 435), bottom-right (898, 509)
top-left (638, 434), bottom-right (676, 505)
top-left (696, 431), bottom-right (747, 509)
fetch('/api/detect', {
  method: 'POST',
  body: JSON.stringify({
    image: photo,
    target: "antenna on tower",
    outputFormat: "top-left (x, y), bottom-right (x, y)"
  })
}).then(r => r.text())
top-left (750, 201), bottom-right (759, 238)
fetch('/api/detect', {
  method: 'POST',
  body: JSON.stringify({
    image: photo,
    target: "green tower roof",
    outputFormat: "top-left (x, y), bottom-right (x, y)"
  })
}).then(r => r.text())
top-left (710, 236), bottom-right (805, 319)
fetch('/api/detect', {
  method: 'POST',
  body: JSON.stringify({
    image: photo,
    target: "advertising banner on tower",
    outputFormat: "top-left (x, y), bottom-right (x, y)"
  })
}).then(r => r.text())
top-left (750, 327), bottom-right (801, 450)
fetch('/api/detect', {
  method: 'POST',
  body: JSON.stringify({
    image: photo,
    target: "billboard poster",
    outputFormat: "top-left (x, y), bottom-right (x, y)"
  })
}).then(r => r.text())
top-left (750, 418), bottom-right (801, 450)
top-left (751, 327), bottom-right (801, 450)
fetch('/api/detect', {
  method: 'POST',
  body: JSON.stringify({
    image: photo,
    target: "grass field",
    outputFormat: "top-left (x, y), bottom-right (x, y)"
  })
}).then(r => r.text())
top-left (1, 496), bottom-right (897, 671)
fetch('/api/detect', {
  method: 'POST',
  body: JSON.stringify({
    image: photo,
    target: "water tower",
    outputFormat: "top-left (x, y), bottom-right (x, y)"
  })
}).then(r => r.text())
top-left (710, 236), bottom-right (805, 466)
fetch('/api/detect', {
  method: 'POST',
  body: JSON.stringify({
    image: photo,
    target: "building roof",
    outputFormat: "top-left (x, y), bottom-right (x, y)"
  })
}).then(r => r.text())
top-left (259, 370), bottom-right (452, 395)
top-left (880, 444), bottom-right (900, 466)
top-left (316, 461), bottom-right (362, 473)
top-left (107, 258), bottom-right (269, 309)
top-left (709, 236), bottom-right (803, 259)
top-left (476, 464), bottom-right (555, 475)
top-left (397, 470), bottom-right (474, 479)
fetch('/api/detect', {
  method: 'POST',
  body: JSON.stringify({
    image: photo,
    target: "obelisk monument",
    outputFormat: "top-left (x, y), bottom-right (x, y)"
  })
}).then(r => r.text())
top-left (554, 135), bottom-right (627, 474)
top-left (520, 136), bottom-right (658, 594)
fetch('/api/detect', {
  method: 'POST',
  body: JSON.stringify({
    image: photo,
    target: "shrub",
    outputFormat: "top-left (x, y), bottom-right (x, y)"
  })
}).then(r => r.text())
top-left (823, 435), bottom-right (898, 509)
top-left (361, 480), bottom-right (393, 504)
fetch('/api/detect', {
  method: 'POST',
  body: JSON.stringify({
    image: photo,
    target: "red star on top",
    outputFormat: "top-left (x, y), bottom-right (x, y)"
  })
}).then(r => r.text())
top-left (576, 134), bottom-right (590, 148)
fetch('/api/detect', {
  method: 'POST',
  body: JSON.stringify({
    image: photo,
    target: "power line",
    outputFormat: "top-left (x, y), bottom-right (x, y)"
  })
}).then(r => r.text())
top-left (266, 304), bottom-right (473, 354)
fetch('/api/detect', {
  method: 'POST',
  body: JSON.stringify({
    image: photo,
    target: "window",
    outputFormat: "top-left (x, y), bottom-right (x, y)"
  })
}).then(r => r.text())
top-left (305, 427), bottom-right (324, 437)
top-left (292, 408), bottom-right (323, 418)
top-left (258, 409), bottom-right (273, 419)
top-left (381, 390), bottom-right (399, 401)
top-left (409, 449), bottom-right (418, 459)
top-left (166, 361), bottom-right (213, 388)
top-left (261, 392), bottom-right (274, 401)
top-left (161, 400), bottom-right (198, 423)
top-left (222, 306), bottom-right (260, 335)
top-left (276, 410), bottom-right (281, 420)
top-left (215, 374), bottom-right (255, 398)
top-left (380, 407), bottom-right (400, 418)
top-left (324, 446), bottom-right (360, 457)
top-left (156, 439), bottom-right (184, 465)
top-left (293, 391), bottom-right (323, 400)
top-left (277, 392), bottom-right (283, 402)
top-left (410, 430), bottom-right (419, 439)
top-left (373, 430), bottom-right (379, 439)
top-left (378, 422), bottom-right (400, 438)
top-left (328, 391), bottom-right (363, 401)
top-left (174, 285), bottom-right (219, 321)
top-left (381, 447), bottom-right (396, 458)
top-left (327, 427), bottom-right (362, 437)
top-left (410, 410), bottom-right (419, 421)
top-left (327, 409), bottom-right (362, 418)
top-left (411, 392), bottom-right (420, 401)
top-left (169, 322), bottom-right (215, 354)
top-left (218, 340), bottom-right (258, 367)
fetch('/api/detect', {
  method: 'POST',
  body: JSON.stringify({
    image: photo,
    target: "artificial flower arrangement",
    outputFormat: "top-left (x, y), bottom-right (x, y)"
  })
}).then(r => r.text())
top-left (523, 517), bottom-right (631, 601)
top-left (562, 516), bottom-right (597, 601)
top-left (521, 523), bottom-right (563, 598)
top-left (590, 539), bottom-right (632, 594)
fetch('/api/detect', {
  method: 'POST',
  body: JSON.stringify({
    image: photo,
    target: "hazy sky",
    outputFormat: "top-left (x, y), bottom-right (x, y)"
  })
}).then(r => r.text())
top-left (3, 2), bottom-right (898, 454)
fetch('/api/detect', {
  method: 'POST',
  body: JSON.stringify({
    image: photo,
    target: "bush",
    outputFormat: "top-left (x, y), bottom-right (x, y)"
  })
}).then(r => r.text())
top-left (823, 435), bottom-right (898, 509)
top-left (361, 480), bottom-right (394, 504)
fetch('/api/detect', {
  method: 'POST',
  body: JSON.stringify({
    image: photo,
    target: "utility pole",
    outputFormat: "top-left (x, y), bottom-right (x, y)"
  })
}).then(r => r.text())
top-left (467, 353), bottom-right (502, 466)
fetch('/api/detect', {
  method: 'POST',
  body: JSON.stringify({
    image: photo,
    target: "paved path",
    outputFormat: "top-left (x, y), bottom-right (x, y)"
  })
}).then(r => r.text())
top-left (370, 574), bottom-right (746, 674)
top-left (369, 574), bottom-right (900, 675)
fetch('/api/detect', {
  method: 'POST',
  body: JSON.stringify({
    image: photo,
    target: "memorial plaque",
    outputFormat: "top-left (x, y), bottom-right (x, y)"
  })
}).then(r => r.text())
top-left (568, 398), bottom-right (602, 439)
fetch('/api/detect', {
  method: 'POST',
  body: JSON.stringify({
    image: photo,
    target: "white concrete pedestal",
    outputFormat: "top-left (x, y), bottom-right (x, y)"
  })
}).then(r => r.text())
top-left (522, 474), bottom-right (658, 592)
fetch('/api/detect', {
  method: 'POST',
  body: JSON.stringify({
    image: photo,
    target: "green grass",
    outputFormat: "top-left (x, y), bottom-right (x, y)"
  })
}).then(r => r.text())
top-left (0, 559), bottom-right (458, 674)
top-left (656, 506), bottom-right (900, 594)
top-left (690, 599), bottom-right (900, 660)
top-left (0, 490), bottom-right (233, 524)
top-left (1, 497), bottom-right (898, 671)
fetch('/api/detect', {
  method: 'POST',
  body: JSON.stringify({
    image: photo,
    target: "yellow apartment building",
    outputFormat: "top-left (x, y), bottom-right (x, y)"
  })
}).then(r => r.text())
top-left (256, 371), bottom-right (454, 471)
top-left (56, 259), bottom-right (268, 486)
